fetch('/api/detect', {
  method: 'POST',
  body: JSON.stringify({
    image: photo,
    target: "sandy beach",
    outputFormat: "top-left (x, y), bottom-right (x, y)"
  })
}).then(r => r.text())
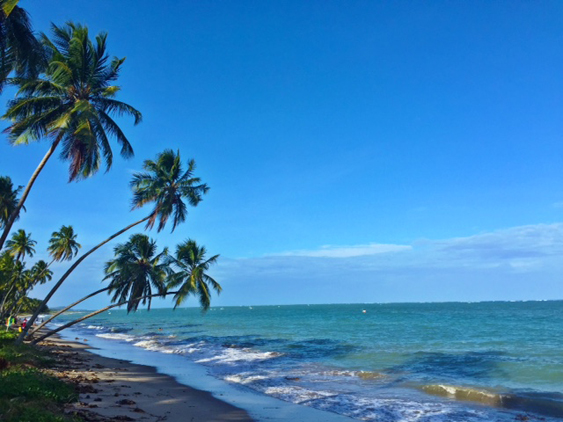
top-left (37, 335), bottom-right (254, 422)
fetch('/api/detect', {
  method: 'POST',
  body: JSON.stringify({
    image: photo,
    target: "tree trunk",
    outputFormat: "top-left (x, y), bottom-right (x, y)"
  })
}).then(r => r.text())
top-left (0, 281), bottom-right (17, 316)
top-left (0, 135), bottom-right (62, 250)
top-left (27, 286), bottom-right (110, 337)
top-left (31, 291), bottom-right (176, 344)
top-left (16, 215), bottom-right (152, 345)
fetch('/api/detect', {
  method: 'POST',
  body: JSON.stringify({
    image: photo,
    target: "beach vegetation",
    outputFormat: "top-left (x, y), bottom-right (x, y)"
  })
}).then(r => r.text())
top-left (0, 225), bottom-right (77, 321)
top-left (0, 331), bottom-right (79, 422)
top-left (0, 21), bottom-right (142, 251)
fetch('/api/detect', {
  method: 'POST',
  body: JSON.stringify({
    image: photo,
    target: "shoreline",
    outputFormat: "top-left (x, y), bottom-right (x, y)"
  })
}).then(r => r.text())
top-left (38, 334), bottom-right (254, 422)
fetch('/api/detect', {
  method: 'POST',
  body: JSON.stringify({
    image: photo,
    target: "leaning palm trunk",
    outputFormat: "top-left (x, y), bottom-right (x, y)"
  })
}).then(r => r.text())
top-left (0, 281), bottom-right (17, 316)
top-left (16, 215), bottom-right (152, 344)
top-left (31, 290), bottom-right (178, 344)
top-left (27, 286), bottom-right (110, 337)
top-left (0, 135), bottom-right (62, 251)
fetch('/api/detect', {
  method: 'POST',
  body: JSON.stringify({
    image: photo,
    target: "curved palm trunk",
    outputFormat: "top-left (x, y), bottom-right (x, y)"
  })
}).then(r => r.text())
top-left (0, 135), bottom-right (62, 250)
top-left (0, 281), bottom-right (17, 316)
top-left (31, 290), bottom-right (177, 344)
top-left (27, 286), bottom-right (110, 336)
top-left (16, 215), bottom-right (152, 345)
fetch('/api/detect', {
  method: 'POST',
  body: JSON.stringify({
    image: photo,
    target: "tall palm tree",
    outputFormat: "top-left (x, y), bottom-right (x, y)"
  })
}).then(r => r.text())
top-left (0, 176), bottom-right (24, 229)
top-left (167, 239), bottom-right (221, 310)
top-left (5, 228), bottom-right (35, 262)
top-left (19, 150), bottom-right (208, 343)
top-left (0, 22), bottom-right (142, 250)
top-left (105, 234), bottom-right (169, 313)
top-left (0, 0), bottom-right (44, 92)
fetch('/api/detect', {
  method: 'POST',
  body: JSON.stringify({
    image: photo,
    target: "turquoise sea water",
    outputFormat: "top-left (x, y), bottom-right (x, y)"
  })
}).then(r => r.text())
top-left (52, 301), bottom-right (563, 421)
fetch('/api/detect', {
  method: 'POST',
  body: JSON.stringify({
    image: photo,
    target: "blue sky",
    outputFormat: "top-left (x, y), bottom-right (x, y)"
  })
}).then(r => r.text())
top-left (1, 1), bottom-right (562, 308)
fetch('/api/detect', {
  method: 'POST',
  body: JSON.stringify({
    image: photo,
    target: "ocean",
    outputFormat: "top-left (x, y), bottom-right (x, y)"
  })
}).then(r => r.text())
top-left (50, 301), bottom-right (563, 421)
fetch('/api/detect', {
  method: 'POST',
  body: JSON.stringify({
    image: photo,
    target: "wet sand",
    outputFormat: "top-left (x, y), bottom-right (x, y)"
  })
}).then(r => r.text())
top-left (38, 334), bottom-right (254, 422)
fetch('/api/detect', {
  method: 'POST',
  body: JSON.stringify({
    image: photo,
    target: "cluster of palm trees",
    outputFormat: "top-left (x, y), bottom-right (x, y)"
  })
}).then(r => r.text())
top-left (0, 1), bottom-right (223, 343)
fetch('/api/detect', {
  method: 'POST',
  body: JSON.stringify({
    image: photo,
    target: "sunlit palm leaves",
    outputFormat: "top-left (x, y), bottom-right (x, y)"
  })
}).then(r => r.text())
top-left (3, 22), bottom-right (142, 181)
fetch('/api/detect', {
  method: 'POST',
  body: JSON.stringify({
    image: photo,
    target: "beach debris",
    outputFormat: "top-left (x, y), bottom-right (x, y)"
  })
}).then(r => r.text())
top-left (116, 399), bottom-right (136, 405)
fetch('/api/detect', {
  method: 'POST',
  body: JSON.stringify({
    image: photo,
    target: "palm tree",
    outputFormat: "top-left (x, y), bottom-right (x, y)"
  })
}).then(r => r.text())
top-left (0, 176), bottom-right (24, 229)
top-left (47, 225), bottom-right (81, 262)
top-left (5, 228), bottom-right (35, 262)
top-left (7, 260), bottom-right (51, 317)
top-left (17, 150), bottom-right (209, 343)
top-left (32, 234), bottom-right (170, 343)
top-left (131, 149), bottom-right (209, 232)
top-left (31, 238), bottom-right (221, 344)
top-left (105, 234), bottom-right (169, 312)
top-left (168, 239), bottom-right (221, 310)
top-left (0, 0), bottom-right (44, 92)
top-left (0, 22), bottom-right (142, 250)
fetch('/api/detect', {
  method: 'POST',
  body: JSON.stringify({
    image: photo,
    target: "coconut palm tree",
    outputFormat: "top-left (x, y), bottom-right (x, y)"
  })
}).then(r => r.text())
top-left (17, 150), bottom-right (208, 344)
top-left (7, 260), bottom-right (51, 317)
top-left (131, 149), bottom-right (209, 232)
top-left (0, 0), bottom-right (44, 92)
top-left (168, 239), bottom-right (221, 310)
top-left (0, 176), bottom-right (24, 229)
top-left (31, 238), bottom-right (221, 344)
top-left (47, 225), bottom-right (81, 262)
top-left (0, 22), bottom-right (142, 250)
top-left (32, 234), bottom-right (170, 343)
top-left (105, 234), bottom-right (169, 312)
top-left (5, 229), bottom-right (35, 262)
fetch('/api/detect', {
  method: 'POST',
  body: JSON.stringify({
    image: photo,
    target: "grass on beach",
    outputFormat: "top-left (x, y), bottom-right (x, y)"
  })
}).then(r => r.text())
top-left (0, 331), bottom-right (79, 422)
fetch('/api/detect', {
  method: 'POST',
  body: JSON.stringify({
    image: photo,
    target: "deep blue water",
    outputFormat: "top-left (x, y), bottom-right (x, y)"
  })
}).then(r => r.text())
top-left (52, 301), bottom-right (563, 421)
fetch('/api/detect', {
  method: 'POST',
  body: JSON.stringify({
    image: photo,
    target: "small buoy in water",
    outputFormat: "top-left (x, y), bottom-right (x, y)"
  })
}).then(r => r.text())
top-left (362, 309), bottom-right (367, 313)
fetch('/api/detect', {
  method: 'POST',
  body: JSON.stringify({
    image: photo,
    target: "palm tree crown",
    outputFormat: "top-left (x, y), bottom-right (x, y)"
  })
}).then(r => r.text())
top-left (0, 176), bottom-right (24, 229)
top-left (6, 229), bottom-right (36, 262)
top-left (104, 234), bottom-right (169, 313)
top-left (3, 21), bottom-right (142, 181)
top-left (0, 0), bottom-right (44, 92)
top-left (48, 225), bottom-right (81, 261)
top-left (167, 239), bottom-right (221, 310)
top-left (131, 150), bottom-right (209, 232)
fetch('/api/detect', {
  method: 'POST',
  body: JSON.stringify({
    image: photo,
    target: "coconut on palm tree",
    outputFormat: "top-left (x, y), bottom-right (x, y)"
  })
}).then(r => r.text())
top-left (19, 150), bottom-right (208, 343)
top-left (0, 21), bottom-right (142, 250)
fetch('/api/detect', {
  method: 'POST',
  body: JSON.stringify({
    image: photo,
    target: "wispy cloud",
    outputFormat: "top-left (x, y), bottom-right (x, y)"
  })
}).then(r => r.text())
top-left (272, 243), bottom-right (412, 258)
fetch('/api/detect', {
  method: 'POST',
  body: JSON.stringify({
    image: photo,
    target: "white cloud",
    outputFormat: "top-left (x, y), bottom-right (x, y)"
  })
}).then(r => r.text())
top-left (273, 243), bottom-right (412, 258)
